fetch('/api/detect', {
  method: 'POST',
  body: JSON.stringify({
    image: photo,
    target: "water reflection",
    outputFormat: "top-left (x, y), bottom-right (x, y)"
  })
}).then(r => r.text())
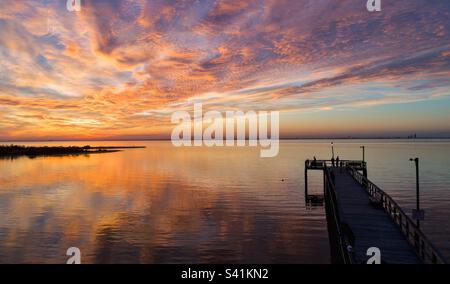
top-left (0, 140), bottom-right (449, 263)
top-left (0, 141), bottom-right (329, 263)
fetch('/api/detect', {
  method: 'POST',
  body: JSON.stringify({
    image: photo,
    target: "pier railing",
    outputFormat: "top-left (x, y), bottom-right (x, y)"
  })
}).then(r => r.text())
top-left (347, 166), bottom-right (447, 264)
top-left (305, 159), bottom-right (366, 171)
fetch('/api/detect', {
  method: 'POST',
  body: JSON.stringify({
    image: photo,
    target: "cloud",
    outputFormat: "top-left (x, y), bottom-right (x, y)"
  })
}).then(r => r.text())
top-left (0, 0), bottom-right (450, 139)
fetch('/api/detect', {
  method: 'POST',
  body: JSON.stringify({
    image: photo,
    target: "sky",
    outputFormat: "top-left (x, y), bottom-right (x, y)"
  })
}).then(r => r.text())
top-left (0, 0), bottom-right (449, 140)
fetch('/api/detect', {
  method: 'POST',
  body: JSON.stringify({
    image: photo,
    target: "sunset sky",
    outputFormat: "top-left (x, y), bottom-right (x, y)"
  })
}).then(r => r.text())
top-left (0, 0), bottom-right (449, 140)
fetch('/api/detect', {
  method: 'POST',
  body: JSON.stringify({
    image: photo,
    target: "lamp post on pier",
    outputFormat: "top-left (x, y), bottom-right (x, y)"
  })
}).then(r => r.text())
top-left (410, 157), bottom-right (423, 228)
top-left (360, 146), bottom-right (365, 162)
top-left (331, 142), bottom-right (335, 167)
top-left (331, 142), bottom-right (335, 159)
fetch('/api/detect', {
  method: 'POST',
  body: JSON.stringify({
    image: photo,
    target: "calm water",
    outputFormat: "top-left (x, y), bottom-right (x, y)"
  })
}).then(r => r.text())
top-left (0, 140), bottom-right (449, 263)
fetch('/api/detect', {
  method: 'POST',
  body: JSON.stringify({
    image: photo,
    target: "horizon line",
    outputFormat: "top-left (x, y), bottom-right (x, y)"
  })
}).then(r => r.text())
top-left (2, 136), bottom-right (450, 143)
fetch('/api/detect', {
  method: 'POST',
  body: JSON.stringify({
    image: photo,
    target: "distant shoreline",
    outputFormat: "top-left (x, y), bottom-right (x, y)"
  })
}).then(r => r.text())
top-left (1, 137), bottom-right (450, 143)
top-left (0, 145), bottom-right (146, 158)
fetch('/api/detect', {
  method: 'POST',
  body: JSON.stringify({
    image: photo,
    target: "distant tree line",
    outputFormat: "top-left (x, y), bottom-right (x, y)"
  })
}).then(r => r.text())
top-left (0, 145), bottom-right (104, 157)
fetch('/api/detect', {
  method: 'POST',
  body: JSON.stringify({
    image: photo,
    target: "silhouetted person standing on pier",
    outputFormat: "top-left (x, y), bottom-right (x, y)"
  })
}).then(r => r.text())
top-left (336, 156), bottom-right (342, 172)
top-left (331, 157), bottom-right (335, 167)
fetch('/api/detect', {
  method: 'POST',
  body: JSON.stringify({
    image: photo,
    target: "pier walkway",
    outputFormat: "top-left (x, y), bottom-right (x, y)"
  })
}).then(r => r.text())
top-left (304, 159), bottom-right (446, 264)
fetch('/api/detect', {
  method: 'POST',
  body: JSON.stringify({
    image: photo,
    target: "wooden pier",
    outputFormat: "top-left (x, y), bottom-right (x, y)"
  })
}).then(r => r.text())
top-left (304, 159), bottom-right (446, 264)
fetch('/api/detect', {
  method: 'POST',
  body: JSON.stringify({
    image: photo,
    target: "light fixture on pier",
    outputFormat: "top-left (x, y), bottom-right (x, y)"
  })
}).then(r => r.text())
top-left (409, 157), bottom-right (424, 228)
top-left (360, 146), bottom-right (365, 162)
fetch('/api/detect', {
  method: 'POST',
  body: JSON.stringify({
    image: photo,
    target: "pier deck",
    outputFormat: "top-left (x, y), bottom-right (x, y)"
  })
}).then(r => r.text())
top-left (330, 167), bottom-right (420, 263)
top-left (304, 159), bottom-right (446, 264)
